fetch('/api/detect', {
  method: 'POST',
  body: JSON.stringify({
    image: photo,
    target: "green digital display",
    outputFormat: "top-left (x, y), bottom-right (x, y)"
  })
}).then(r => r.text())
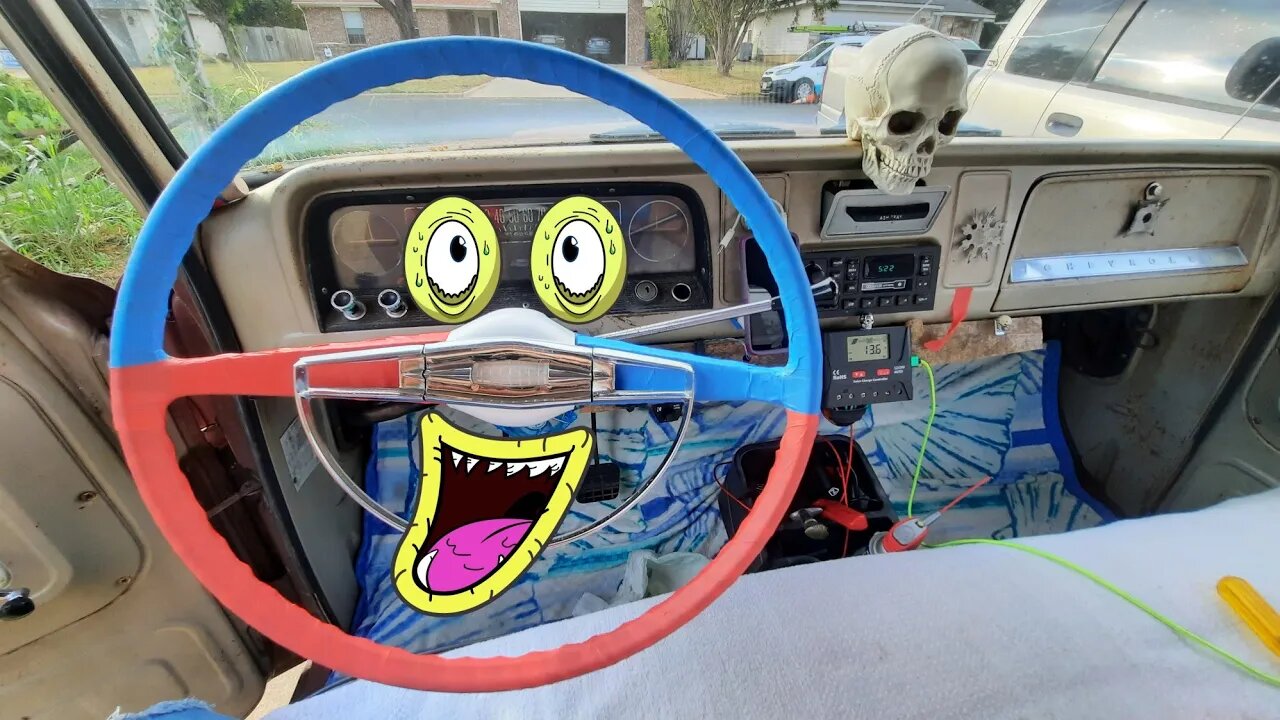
top-left (846, 333), bottom-right (890, 362)
top-left (863, 253), bottom-right (915, 280)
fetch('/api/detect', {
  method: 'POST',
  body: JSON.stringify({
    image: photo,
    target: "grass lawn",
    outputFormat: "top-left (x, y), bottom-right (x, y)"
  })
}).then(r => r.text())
top-left (647, 60), bottom-right (766, 97)
top-left (130, 60), bottom-right (488, 97)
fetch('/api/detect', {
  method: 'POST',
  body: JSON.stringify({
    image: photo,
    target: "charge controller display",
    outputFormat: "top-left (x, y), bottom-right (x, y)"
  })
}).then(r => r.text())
top-left (822, 326), bottom-right (913, 409)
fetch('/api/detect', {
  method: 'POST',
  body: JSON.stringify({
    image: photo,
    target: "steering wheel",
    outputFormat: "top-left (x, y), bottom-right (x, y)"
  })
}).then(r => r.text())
top-left (109, 38), bottom-right (820, 692)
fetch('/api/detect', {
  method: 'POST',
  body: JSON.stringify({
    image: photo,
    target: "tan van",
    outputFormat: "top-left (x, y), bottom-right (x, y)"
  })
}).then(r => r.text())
top-left (966, 0), bottom-right (1280, 141)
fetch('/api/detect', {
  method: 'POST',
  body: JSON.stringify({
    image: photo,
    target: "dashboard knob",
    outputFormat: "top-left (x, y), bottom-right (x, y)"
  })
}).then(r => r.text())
top-left (805, 262), bottom-right (827, 285)
top-left (0, 588), bottom-right (34, 620)
top-left (330, 289), bottom-right (366, 321)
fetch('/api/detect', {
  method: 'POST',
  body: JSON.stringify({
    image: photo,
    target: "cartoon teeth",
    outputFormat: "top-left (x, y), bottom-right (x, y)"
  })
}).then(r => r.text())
top-left (446, 451), bottom-right (567, 478)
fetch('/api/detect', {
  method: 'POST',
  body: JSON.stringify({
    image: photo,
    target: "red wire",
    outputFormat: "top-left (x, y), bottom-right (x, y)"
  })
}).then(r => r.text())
top-left (841, 424), bottom-right (856, 557)
top-left (714, 470), bottom-right (753, 513)
top-left (820, 437), bottom-right (848, 480)
top-left (938, 476), bottom-right (993, 515)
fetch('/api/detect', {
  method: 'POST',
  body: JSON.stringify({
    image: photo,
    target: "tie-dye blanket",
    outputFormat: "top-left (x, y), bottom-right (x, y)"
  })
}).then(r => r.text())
top-left (342, 343), bottom-right (1111, 665)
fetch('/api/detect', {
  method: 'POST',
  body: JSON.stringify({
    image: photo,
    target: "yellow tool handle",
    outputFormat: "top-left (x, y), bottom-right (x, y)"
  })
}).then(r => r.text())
top-left (1218, 576), bottom-right (1280, 659)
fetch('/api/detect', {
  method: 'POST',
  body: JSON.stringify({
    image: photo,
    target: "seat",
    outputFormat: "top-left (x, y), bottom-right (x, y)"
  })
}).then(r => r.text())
top-left (273, 489), bottom-right (1280, 719)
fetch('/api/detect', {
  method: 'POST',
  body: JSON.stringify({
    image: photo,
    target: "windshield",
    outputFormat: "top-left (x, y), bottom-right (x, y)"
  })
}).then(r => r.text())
top-left (795, 41), bottom-right (834, 63)
top-left (79, 0), bottom-right (1280, 168)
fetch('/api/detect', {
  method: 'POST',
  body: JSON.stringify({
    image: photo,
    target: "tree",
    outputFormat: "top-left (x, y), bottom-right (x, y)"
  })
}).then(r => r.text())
top-left (150, 0), bottom-right (219, 136)
top-left (190, 0), bottom-right (247, 68)
top-left (375, 0), bottom-right (419, 40)
top-left (692, 0), bottom-right (836, 76)
top-left (650, 0), bottom-right (694, 68)
top-left (233, 0), bottom-right (305, 29)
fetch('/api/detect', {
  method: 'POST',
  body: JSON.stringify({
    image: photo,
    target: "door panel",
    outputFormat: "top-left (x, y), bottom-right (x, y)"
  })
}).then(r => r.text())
top-left (0, 378), bottom-right (141, 655)
top-left (1035, 85), bottom-right (1235, 139)
top-left (0, 248), bottom-right (264, 719)
top-left (967, 72), bottom-right (1067, 137)
top-left (1162, 307), bottom-right (1280, 511)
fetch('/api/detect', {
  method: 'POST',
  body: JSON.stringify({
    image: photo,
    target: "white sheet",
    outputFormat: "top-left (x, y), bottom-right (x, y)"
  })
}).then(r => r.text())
top-left (273, 490), bottom-right (1280, 719)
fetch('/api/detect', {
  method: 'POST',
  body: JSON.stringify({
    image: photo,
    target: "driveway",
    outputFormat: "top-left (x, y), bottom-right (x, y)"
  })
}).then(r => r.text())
top-left (465, 66), bottom-right (720, 100)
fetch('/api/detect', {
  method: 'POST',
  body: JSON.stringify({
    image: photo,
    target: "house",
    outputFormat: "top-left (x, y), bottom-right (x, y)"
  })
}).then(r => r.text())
top-left (89, 0), bottom-right (229, 66)
top-left (747, 0), bottom-right (996, 60)
top-left (292, 0), bottom-right (647, 65)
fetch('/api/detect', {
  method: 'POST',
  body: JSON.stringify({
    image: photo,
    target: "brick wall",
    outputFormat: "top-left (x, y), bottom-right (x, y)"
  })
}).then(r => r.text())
top-left (362, 7), bottom-right (401, 44)
top-left (302, 7), bottom-right (349, 58)
top-left (416, 9), bottom-right (448, 37)
top-left (626, 0), bottom-right (645, 65)
top-left (496, 0), bottom-right (520, 40)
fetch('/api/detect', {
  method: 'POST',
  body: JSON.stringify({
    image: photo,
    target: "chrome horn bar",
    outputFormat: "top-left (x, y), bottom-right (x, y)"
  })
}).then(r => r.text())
top-left (293, 336), bottom-right (696, 544)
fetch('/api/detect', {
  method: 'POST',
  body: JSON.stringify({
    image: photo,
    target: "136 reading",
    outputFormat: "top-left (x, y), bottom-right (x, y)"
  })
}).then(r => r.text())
top-left (846, 334), bottom-right (890, 362)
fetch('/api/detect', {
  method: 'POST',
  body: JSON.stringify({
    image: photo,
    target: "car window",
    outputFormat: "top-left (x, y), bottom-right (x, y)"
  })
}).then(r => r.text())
top-left (1006, 0), bottom-right (1126, 82)
top-left (1092, 0), bottom-right (1280, 112)
top-left (796, 41), bottom-right (834, 63)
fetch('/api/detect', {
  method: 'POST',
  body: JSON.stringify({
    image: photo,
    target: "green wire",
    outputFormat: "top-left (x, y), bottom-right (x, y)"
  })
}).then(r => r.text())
top-left (902, 359), bottom-right (1279, 688)
top-left (929, 538), bottom-right (1280, 688)
top-left (905, 358), bottom-right (936, 518)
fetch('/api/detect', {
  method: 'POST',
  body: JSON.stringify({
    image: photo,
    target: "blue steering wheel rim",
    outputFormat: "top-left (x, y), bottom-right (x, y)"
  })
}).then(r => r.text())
top-left (108, 37), bottom-right (819, 414)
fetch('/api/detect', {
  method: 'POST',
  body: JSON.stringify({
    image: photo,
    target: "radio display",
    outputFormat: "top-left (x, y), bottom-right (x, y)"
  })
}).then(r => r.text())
top-left (846, 333), bottom-right (890, 362)
top-left (863, 254), bottom-right (915, 280)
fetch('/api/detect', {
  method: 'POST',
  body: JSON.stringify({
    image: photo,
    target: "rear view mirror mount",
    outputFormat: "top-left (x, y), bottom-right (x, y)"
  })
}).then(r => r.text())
top-left (1226, 38), bottom-right (1280, 109)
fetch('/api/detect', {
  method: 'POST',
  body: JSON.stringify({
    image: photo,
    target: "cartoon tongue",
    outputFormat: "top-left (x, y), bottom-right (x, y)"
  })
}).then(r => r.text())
top-left (420, 518), bottom-right (532, 593)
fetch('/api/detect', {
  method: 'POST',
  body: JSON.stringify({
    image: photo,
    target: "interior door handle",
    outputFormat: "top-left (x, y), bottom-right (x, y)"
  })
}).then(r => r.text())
top-left (1046, 112), bottom-right (1083, 137)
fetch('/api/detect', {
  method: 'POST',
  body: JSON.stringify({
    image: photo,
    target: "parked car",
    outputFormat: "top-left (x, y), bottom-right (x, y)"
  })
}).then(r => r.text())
top-left (759, 35), bottom-right (871, 103)
top-left (760, 34), bottom-right (988, 103)
top-left (585, 37), bottom-right (612, 59)
top-left (966, 0), bottom-right (1280, 141)
top-left (947, 37), bottom-right (989, 67)
top-left (532, 34), bottom-right (566, 50)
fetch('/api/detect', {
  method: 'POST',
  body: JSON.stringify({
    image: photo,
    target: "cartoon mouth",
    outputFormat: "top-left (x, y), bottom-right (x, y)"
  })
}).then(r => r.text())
top-left (413, 443), bottom-right (571, 593)
top-left (393, 414), bottom-right (591, 614)
top-left (554, 273), bottom-right (603, 305)
top-left (425, 268), bottom-right (477, 309)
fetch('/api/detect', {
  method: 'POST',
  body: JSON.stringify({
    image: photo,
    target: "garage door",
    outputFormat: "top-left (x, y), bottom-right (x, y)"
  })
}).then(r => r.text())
top-left (521, 10), bottom-right (626, 64)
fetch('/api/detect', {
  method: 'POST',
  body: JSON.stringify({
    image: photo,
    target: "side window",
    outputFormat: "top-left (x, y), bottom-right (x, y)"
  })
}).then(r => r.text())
top-left (1092, 0), bottom-right (1280, 112)
top-left (0, 71), bottom-right (139, 283)
top-left (342, 10), bottom-right (366, 45)
top-left (1006, 0), bottom-right (1126, 82)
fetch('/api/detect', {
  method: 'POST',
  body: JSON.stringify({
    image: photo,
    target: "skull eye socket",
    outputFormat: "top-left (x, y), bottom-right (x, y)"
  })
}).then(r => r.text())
top-left (887, 110), bottom-right (925, 135)
top-left (939, 110), bottom-right (964, 136)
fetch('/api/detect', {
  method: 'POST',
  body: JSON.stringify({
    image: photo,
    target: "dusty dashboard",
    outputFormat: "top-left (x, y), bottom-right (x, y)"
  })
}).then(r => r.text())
top-left (306, 182), bottom-right (712, 331)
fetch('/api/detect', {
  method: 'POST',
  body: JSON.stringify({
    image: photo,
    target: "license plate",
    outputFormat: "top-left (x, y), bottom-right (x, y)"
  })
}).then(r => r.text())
top-left (760, 80), bottom-right (770, 90)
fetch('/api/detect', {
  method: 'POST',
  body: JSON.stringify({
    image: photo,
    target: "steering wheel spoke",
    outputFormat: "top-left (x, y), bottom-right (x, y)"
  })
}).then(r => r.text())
top-left (586, 335), bottom-right (795, 408)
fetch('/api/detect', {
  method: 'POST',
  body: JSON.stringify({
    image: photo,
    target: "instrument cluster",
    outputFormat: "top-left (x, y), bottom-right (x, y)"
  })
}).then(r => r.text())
top-left (307, 182), bottom-right (712, 331)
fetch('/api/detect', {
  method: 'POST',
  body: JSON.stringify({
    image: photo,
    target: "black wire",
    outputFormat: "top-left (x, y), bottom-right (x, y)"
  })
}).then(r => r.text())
top-left (589, 410), bottom-right (600, 466)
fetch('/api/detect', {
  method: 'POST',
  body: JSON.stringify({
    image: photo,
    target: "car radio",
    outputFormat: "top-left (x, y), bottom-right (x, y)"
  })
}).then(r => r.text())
top-left (801, 243), bottom-right (939, 317)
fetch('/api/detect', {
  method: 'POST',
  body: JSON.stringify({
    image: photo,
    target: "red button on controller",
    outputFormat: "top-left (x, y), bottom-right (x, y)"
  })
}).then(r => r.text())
top-left (876, 368), bottom-right (892, 377)
top-left (852, 370), bottom-right (867, 379)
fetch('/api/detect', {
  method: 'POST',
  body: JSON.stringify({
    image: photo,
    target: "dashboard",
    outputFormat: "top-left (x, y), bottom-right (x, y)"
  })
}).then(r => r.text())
top-left (306, 183), bottom-right (712, 331)
top-left (202, 137), bottom-right (1280, 354)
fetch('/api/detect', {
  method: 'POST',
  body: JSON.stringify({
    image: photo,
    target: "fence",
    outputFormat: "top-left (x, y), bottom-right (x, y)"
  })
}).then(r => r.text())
top-left (233, 26), bottom-right (312, 62)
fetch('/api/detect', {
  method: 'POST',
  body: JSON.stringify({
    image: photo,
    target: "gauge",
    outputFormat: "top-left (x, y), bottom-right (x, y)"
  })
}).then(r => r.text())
top-left (331, 208), bottom-right (403, 280)
top-left (627, 200), bottom-right (690, 267)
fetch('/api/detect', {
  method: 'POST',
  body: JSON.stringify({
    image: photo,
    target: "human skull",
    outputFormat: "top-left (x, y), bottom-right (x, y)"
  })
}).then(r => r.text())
top-left (845, 26), bottom-right (969, 195)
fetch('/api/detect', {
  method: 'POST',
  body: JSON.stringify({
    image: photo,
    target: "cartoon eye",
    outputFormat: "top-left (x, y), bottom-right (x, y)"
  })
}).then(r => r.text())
top-left (531, 196), bottom-right (626, 323)
top-left (551, 219), bottom-right (606, 300)
top-left (404, 197), bottom-right (500, 324)
top-left (425, 220), bottom-right (479, 300)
